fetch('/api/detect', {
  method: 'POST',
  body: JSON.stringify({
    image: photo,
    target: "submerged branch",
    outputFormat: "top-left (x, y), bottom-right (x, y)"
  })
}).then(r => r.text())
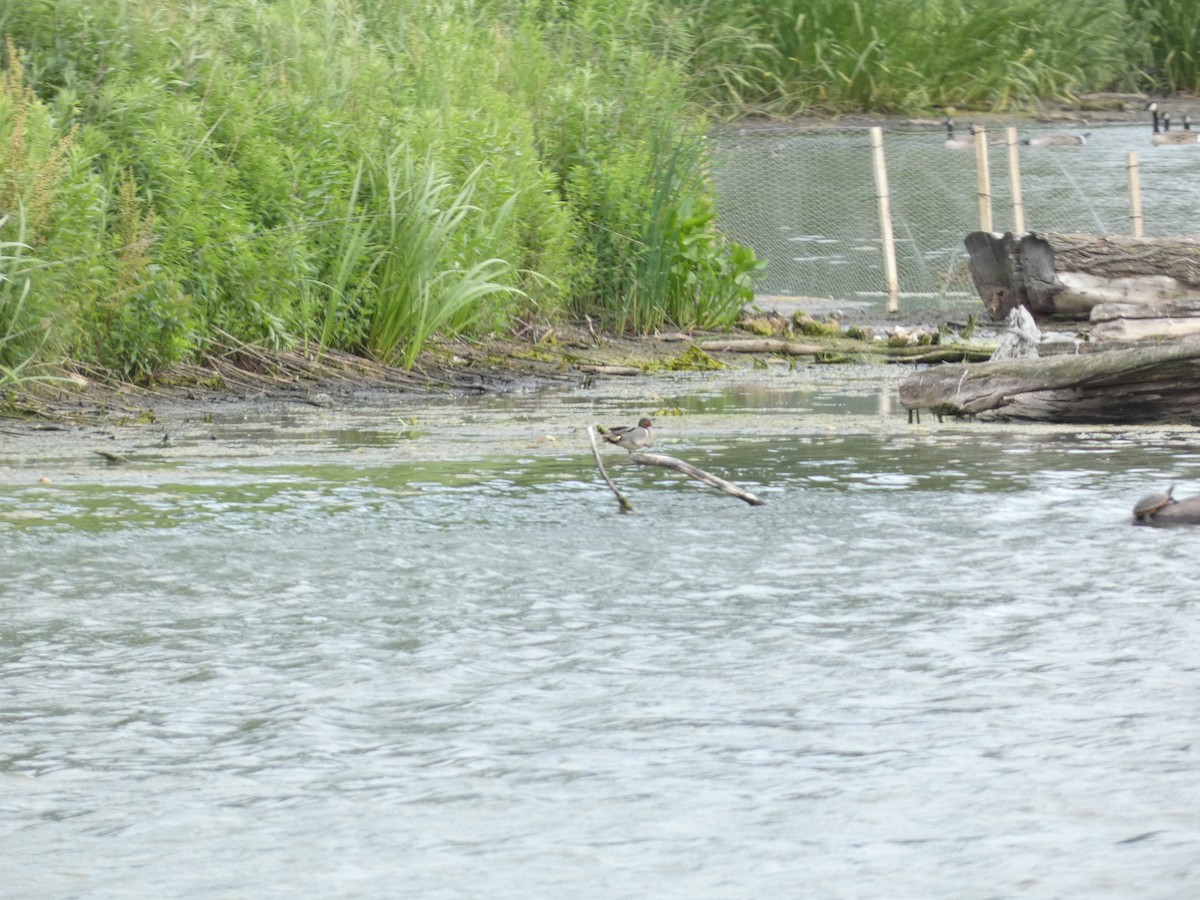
top-left (628, 452), bottom-right (766, 506)
top-left (587, 425), bottom-right (634, 514)
top-left (588, 427), bottom-right (765, 510)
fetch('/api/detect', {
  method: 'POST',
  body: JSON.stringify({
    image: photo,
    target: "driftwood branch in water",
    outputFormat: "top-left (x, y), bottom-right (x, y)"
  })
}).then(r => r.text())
top-left (899, 342), bottom-right (1200, 423)
top-left (627, 452), bottom-right (766, 506)
top-left (587, 426), bottom-right (766, 509)
top-left (587, 426), bottom-right (634, 513)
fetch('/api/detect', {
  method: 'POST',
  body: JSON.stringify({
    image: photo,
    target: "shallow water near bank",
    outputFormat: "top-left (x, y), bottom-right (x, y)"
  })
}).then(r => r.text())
top-left (3, 366), bottom-right (1200, 898)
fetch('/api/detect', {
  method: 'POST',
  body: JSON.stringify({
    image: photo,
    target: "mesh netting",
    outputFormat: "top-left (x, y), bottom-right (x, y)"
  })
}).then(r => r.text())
top-left (709, 123), bottom-right (1198, 315)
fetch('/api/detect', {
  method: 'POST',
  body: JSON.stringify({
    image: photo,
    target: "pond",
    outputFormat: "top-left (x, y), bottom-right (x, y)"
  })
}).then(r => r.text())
top-left (3, 366), bottom-right (1200, 897)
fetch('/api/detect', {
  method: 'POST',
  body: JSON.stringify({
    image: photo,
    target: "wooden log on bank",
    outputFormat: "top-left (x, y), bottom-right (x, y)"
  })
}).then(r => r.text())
top-left (1090, 299), bottom-right (1200, 342)
top-left (965, 231), bottom-right (1200, 320)
top-left (898, 342), bottom-right (1200, 423)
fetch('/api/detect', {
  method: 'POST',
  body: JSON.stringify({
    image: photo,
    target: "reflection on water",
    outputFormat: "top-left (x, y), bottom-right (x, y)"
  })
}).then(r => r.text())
top-left (3, 390), bottom-right (1200, 897)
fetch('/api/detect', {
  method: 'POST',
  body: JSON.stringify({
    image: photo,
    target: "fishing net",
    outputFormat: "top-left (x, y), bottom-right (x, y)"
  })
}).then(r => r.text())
top-left (708, 123), bottom-right (1181, 315)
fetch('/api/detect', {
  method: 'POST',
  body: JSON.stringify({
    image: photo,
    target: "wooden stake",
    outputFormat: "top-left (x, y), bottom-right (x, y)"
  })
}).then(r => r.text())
top-left (1006, 126), bottom-right (1025, 234)
top-left (974, 126), bottom-right (993, 232)
top-left (870, 127), bottom-right (900, 313)
top-left (1127, 151), bottom-right (1144, 238)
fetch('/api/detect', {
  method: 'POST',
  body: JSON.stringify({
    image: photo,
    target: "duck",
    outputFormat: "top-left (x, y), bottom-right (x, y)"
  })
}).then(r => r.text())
top-left (976, 124), bottom-right (1006, 146)
top-left (1021, 132), bottom-right (1089, 147)
top-left (1149, 103), bottom-right (1200, 145)
top-left (599, 417), bottom-right (653, 453)
top-left (943, 118), bottom-right (974, 150)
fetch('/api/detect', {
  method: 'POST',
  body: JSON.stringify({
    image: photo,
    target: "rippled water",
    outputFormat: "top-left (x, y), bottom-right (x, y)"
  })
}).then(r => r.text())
top-left (3, 375), bottom-right (1200, 897)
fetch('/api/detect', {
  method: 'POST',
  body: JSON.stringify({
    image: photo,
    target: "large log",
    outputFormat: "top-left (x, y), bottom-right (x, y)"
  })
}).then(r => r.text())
top-left (898, 342), bottom-right (1200, 423)
top-left (1090, 298), bottom-right (1200, 342)
top-left (965, 231), bottom-right (1200, 320)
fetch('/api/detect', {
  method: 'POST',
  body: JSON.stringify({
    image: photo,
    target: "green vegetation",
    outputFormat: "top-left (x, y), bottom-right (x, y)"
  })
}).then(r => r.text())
top-left (680, 0), bottom-right (1189, 116)
top-left (0, 0), bottom-right (1194, 387)
top-left (1128, 0), bottom-right (1200, 95)
top-left (0, 0), bottom-right (763, 384)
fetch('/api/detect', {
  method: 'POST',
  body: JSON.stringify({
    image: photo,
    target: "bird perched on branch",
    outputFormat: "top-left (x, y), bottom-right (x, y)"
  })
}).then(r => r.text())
top-left (599, 417), bottom-right (653, 452)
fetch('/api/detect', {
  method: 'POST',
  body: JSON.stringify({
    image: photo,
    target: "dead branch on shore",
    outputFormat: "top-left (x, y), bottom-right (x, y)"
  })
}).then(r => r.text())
top-left (697, 338), bottom-right (825, 356)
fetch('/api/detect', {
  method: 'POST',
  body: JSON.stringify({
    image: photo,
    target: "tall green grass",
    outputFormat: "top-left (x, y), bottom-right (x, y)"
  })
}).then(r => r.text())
top-left (3, 0), bottom-right (1196, 385)
top-left (1128, 0), bottom-right (1200, 93)
top-left (0, 214), bottom-right (41, 388)
top-left (677, 0), bottom-right (1138, 115)
top-left (365, 152), bottom-right (524, 368)
top-left (1, 0), bottom-right (761, 382)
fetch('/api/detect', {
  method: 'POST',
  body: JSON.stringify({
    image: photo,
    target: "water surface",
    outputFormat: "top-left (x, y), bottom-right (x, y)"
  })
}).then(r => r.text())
top-left (3, 372), bottom-right (1199, 897)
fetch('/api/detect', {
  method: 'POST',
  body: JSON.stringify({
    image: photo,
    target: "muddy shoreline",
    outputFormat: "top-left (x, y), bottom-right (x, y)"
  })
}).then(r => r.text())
top-left (0, 303), bottom-right (1003, 474)
top-left (12, 90), bottom-right (1196, 456)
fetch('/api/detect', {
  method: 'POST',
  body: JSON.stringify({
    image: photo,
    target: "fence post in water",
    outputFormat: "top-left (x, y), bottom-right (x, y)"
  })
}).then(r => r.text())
top-left (974, 126), bottom-right (993, 232)
top-left (1006, 127), bottom-right (1025, 234)
top-left (1127, 152), bottom-right (1144, 238)
top-left (869, 126), bottom-right (900, 313)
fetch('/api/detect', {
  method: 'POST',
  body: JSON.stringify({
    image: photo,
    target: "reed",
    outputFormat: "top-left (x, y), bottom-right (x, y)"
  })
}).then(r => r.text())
top-left (4, 0), bottom-right (756, 376)
top-left (1128, 0), bottom-right (1200, 93)
top-left (678, 0), bottom-right (1136, 114)
top-left (365, 151), bottom-right (523, 368)
top-left (0, 214), bottom-right (37, 382)
top-left (12, 0), bottom-right (1189, 383)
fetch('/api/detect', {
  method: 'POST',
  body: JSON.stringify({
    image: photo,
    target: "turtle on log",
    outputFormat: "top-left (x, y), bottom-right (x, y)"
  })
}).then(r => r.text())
top-left (1132, 485), bottom-right (1176, 524)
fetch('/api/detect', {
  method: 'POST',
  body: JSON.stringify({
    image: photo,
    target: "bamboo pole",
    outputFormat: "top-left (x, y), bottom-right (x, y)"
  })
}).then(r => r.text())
top-left (974, 126), bottom-right (993, 232)
top-left (869, 126), bottom-right (900, 313)
top-left (1127, 151), bottom-right (1144, 238)
top-left (1006, 126), bottom-right (1025, 234)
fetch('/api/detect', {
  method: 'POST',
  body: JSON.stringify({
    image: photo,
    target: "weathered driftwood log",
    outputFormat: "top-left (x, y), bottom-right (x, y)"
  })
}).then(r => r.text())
top-left (1090, 299), bottom-right (1200, 342)
top-left (627, 453), bottom-right (766, 506)
top-left (697, 338), bottom-right (825, 356)
top-left (965, 231), bottom-right (1200, 320)
top-left (698, 337), bottom-right (992, 364)
top-left (578, 364), bottom-right (643, 376)
top-left (899, 343), bottom-right (1200, 423)
top-left (1133, 493), bottom-right (1200, 527)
